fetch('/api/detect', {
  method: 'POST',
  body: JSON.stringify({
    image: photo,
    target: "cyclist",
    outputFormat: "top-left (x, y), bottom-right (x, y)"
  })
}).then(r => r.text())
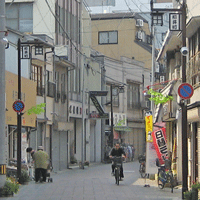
top-left (109, 143), bottom-right (125, 179)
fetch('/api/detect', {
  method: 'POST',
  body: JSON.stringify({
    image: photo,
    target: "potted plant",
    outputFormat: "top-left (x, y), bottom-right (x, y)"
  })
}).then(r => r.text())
top-left (184, 182), bottom-right (200, 200)
top-left (70, 155), bottom-right (77, 164)
top-left (0, 177), bottom-right (20, 197)
top-left (20, 169), bottom-right (30, 185)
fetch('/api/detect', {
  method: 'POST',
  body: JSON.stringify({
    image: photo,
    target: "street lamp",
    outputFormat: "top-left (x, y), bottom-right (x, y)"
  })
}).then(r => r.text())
top-left (107, 84), bottom-right (124, 147)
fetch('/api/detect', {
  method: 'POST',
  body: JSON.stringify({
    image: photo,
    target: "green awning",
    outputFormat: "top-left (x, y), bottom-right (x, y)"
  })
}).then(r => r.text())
top-left (114, 126), bottom-right (131, 132)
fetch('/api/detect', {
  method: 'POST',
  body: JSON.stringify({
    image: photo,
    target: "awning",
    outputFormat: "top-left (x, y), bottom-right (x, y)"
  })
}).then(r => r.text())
top-left (186, 16), bottom-right (200, 38)
top-left (153, 80), bottom-right (176, 124)
top-left (114, 126), bottom-right (131, 132)
top-left (156, 30), bottom-right (181, 61)
top-left (187, 101), bottom-right (200, 122)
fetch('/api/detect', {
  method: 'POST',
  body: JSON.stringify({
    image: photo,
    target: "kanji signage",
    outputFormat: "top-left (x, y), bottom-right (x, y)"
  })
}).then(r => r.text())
top-left (169, 13), bottom-right (181, 31)
top-left (152, 128), bottom-right (168, 165)
top-left (12, 100), bottom-right (25, 113)
top-left (21, 45), bottom-right (30, 59)
top-left (145, 115), bottom-right (153, 142)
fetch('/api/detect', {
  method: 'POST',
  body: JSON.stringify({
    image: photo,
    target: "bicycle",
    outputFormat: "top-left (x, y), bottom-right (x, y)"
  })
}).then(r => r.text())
top-left (138, 154), bottom-right (146, 178)
top-left (156, 158), bottom-right (175, 193)
top-left (112, 156), bottom-right (123, 185)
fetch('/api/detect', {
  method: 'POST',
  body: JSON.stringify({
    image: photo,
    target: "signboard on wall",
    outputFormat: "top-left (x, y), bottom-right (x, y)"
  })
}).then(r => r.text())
top-left (6, 71), bottom-right (37, 127)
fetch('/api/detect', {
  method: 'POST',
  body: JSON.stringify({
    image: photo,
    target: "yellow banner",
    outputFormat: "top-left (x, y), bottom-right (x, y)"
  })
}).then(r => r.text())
top-left (145, 115), bottom-right (153, 142)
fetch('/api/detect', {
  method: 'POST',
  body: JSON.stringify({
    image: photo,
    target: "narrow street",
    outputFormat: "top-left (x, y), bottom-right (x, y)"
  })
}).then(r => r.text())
top-left (4, 161), bottom-right (182, 200)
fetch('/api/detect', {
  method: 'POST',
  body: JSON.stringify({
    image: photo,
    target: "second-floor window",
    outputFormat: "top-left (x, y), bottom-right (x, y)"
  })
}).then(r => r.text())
top-left (99, 31), bottom-right (118, 44)
top-left (127, 83), bottom-right (140, 108)
top-left (6, 3), bottom-right (33, 33)
top-left (31, 65), bottom-right (43, 96)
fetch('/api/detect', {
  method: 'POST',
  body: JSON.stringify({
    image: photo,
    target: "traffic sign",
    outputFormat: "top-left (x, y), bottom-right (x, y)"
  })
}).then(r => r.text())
top-left (178, 83), bottom-right (194, 99)
top-left (12, 100), bottom-right (25, 113)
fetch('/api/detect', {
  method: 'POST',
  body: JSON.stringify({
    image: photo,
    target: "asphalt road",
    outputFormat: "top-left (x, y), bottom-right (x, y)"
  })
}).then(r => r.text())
top-left (3, 161), bottom-right (182, 200)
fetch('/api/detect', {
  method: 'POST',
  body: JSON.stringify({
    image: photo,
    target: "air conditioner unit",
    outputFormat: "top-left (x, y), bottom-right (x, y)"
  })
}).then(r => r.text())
top-left (136, 19), bottom-right (144, 27)
top-left (160, 76), bottom-right (165, 83)
top-left (55, 45), bottom-right (69, 58)
top-left (137, 31), bottom-right (143, 40)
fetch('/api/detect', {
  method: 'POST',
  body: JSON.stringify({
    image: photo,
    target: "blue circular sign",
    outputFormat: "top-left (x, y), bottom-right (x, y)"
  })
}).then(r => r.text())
top-left (178, 83), bottom-right (194, 99)
top-left (12, 100), bottom-right (25, 113)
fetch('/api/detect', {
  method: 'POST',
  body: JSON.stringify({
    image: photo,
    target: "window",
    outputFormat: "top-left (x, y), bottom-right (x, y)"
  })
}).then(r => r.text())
top-left (47, 71), bottom-right (55, 98)
top-left (6, 3), bottom-right (33, 33)
top-left (99, 31), bottom-right (118, 44)
top-left (127, 83), bottom-right (140, 108)
top-left (31, 65), bottom-right (43, 96)
top-left (55, 72), bottom-right (60, 102)
top-left (61, 74), bottom-right (66, 103)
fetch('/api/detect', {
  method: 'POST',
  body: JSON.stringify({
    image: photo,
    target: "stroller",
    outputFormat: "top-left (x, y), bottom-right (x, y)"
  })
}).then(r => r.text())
top-left (39, 160), bottom-right (53, 183)
top-left (46, 161), bottom-right (53, 183)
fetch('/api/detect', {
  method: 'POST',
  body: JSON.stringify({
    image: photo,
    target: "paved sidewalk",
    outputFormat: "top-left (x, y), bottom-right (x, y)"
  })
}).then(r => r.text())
top-left (2, 162), bottom-right (183, 200)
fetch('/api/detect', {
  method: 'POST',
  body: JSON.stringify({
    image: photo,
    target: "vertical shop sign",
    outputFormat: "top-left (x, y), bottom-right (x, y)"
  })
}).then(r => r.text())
top-left (152, 127), bottom-right (168, 165)
top-left (145, 115), bottom-right (153, 142)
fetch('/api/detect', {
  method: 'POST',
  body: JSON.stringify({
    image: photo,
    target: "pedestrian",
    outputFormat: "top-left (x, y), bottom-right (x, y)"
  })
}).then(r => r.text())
top-left (26, 147), bottom-right (35, 159)
top-left (109, 143), bottom-right (125, 179)
top-left (32, 146), bottom-right (49, 183)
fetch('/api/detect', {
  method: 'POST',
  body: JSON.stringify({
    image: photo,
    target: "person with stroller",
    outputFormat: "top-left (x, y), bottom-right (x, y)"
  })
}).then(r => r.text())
top-left (109, 143), bottom-right (125, 180)
top-left (32, 146), bottom-right (49, 183)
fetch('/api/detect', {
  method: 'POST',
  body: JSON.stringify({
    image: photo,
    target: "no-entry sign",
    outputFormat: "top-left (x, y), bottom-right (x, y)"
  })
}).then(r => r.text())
top-left (178, 83), bottom-right (194, 99)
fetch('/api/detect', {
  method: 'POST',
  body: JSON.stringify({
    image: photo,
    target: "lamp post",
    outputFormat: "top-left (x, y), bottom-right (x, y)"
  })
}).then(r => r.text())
top-left (0, 0), bottom-right (6, 188)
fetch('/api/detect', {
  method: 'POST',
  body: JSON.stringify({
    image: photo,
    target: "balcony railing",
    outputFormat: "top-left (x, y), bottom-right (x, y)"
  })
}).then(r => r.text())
top-left (187, 51), bottom-right (200, 86)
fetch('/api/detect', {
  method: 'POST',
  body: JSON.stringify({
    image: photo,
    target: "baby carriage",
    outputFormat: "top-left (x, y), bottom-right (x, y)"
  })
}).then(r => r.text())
top-left (39, 160), bottom-right (53, 183)
top-left (46, 161), bottom-right (53, 183)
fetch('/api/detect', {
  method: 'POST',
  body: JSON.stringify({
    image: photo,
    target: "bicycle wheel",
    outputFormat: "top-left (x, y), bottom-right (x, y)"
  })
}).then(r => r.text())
top-left (115, 167), bottom-right (120, 185)
top-left (158, 171), bottom-right (164, 189)
top-left (140, 164), bottom-right (146, 178)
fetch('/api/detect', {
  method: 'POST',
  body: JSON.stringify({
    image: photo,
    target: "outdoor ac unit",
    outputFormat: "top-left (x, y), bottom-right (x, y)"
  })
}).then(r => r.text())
top-left (137, 31), bottom-right (143, 40)
top-left (136, 19), bottom-right (144, 27)
top-left (54, 45), bottom-right (68, 57)
top-left (160, 76), bottom-right (165, 83)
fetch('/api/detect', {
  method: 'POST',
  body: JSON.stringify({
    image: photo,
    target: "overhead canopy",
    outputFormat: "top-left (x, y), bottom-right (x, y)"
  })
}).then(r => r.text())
top-left (156, 30), bottom-right (181, 61)
top-left (153, 80), bottom-right (176, 124)
top-left (114, 126), bottom-right (131, 132)
top-left (186, 16), bottom-right (200, 38)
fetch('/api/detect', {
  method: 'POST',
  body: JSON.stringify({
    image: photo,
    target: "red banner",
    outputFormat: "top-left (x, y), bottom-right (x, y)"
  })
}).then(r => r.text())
top-left (152, 127), bottom-right (168, 165)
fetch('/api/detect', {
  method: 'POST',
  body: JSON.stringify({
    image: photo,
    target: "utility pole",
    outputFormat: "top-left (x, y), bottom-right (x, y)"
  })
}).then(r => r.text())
top-left (150, 1), bottom-right (188, 198)
top-left (0, 0), bottom-right (6, 188)
top-left (81, 55), bottom-right (86, 169)
top-left (17, 39), bottom-right (22, 182)
top-left (101, 66), bottom-right (106, 162)
top-left (181, 0), bottom-right (188, 198)
top-left (110, 84), bottom-right (113, 147)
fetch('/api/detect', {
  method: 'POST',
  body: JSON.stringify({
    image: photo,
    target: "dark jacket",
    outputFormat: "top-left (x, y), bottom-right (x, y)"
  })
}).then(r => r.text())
top-left (110, 147), bottom-right (125, 157)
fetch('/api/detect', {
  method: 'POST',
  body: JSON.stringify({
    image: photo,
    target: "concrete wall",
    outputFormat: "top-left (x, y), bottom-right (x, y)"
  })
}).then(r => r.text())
top-left (91, 17), bottom-right (152, 70)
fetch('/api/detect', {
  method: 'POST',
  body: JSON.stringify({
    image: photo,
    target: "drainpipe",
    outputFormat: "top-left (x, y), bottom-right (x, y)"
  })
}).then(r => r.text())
top-left (44, 48), bottom-right (54, 151)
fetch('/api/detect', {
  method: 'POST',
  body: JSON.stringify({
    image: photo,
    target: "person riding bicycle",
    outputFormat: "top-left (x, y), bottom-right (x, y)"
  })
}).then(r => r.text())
top-left (109, 143), bottom-right (125, 179)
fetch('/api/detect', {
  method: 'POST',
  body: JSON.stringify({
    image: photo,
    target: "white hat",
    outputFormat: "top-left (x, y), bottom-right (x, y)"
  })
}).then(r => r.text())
top-left (38, 146), bottom-right (43, 150)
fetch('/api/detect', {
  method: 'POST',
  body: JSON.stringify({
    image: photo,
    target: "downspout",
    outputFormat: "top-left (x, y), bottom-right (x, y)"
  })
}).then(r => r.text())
top-left (44, 48), bottom-right (54, 151)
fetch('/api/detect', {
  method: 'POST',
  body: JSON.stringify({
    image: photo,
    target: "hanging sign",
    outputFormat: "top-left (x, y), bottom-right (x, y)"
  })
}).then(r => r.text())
top-left (152, 127), bottom-right (168, 165)
top-left (145, 115), bottom-right (153, 142)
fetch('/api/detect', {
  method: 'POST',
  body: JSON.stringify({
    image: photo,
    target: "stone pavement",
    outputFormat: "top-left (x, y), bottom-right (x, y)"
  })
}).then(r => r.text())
top-left (2, 161), bottom-right (183, 200)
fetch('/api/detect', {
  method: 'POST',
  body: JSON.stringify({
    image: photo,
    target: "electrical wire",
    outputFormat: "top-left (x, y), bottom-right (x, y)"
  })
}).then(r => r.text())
top-left (45, 0), bottom-right (152, 86)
